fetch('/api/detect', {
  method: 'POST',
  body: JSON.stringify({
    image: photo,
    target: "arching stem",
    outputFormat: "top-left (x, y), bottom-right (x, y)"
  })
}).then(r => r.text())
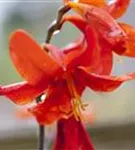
top-left (46, 4), bottom-right (71, 43)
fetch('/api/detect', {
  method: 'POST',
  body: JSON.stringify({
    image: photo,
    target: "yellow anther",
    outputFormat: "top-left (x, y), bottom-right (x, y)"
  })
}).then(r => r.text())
top-left (66, 74), bottom-right (88, 121)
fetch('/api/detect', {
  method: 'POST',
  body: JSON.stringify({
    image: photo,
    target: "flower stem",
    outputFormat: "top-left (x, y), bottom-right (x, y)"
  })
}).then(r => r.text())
top-left (46, 4), bottom-right (70, 43)
top-left (38, 125), bottom-right (45, 150)
top-left (36, 96), bottom-right (45, 150)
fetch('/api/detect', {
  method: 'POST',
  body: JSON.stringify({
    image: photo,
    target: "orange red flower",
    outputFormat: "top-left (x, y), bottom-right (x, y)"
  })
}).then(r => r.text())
top-left (0, 0), bottom-right (135, 149)
top-left (64, 0), bottom-right (135, 57)
top-left (1, 0), bottom-right (133, 126)
top-left (0, 27), bottom-right (134, 125)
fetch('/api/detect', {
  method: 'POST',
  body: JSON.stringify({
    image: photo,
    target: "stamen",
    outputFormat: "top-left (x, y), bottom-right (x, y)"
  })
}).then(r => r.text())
top-left (66, 74), bottom-right (88, 121)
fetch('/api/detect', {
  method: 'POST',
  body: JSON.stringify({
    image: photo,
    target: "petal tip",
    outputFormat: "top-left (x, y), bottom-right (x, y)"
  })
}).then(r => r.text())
top-left (9, 29), bottom-right (30, 46)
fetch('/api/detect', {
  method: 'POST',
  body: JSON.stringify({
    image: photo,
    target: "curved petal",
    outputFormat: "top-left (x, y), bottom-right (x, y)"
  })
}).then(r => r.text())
top-left (113, 22), bottom-right (135, 57)
top-left (0, 81), bottom-right (46, 105)
top-left (64, 27), bottom-right (98, 70)
top-left (44, 44), bottom-right (64, 67)
top-left (62, 37), bottom-right (87, 68)
top-left (63, 15), bottom-right (113, 75)
top-left (45, 38), bottom-right (93, 70)
top-left (62, 36), bottom-right (84, 55)
top-left (94, 38), bottom-right (113, 75)
top-left (45, 31), bottom-right (87, 69)
top-left (77, 67), bottom-right (135, 92)
top-left (9, 30), bottom-right (62, 85)
top-left (29, 80), bottom-right (72, 125)
top-left (62, 15), bottom-right (98, 70)
top-left (64, 0), bottom-right (106, 8)
top-left (62, 15), bottom-right (89, 32)
top-left (61, 15), bottom-right (89, 62)
top-left (67, 2), bottom-right (125, 45)
top-left (107, 0), bottom-right (131, 19)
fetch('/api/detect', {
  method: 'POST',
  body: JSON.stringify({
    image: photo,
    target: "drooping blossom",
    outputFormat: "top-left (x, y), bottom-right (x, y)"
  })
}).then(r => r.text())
top-left (1, 25), bottom-right (134, 124)
top-left (64, 0), bottom-right (135, 57)
top-left (0, 6), bottom-right (135, 148)
top-left (0, 26), bottom-right (97, 149)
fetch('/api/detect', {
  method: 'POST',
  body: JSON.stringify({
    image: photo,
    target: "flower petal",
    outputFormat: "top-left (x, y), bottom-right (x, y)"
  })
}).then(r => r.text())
top-left (78, 120), bottom-right (94, 150)
top-left (54, 117), bottom-right (80, 150)
top-left (67, 2), bottom-right (125, 45)
top-left (44, 44), bottom-right (64, 67)
top-left (9, 30), bottom-right (62, 85)
top-left (94, 38), bottom-right (113, 75)
top-left (64, 0), bottom-right (106, 8)
top-left (61, 15), bottom-right (88, 64)
top-left (54, 117), bottom-right (94, 150)
top-left (45, 36), bottom-right (88, 70)
top-left (0, 81), bottom-right (46, 105)
top-left (107, 0), bottom-right (131, 19)
top-left (29, 80), bottom-right (72, 125)
top-left (77, 67), bottom-right (135, 92)
top-left (63, 15), bottom-right (113, 75)
top-left (62, 37), bottom-right (87, 68)
top-left (62, 15), bottom-right (88, 32)
top-left (62, 15), bottom-right (98, 70)
top-left (113, 22), bottom-right (135, 57)
top-left (62, 36), bottom-right (84, 55)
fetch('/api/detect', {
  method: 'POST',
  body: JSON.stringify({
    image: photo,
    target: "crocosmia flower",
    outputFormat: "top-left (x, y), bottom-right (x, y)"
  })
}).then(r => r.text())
top-left (1, 27), bottom-right (134, 124)
top-left (64, 0), bottom-right (135, 57)
top-left (0, 9), bottom-right (135, 149)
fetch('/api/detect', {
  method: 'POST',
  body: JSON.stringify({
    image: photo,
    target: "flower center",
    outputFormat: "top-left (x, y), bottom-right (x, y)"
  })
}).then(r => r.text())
top-left (66, 75), bottom-right (88, 121)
